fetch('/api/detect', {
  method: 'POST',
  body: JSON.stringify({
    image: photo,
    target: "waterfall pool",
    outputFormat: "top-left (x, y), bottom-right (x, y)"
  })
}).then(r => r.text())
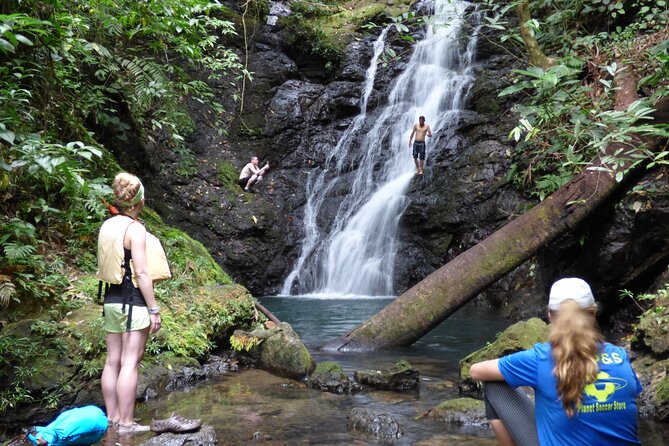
top-left (103, 298), bottom-right (668, 445)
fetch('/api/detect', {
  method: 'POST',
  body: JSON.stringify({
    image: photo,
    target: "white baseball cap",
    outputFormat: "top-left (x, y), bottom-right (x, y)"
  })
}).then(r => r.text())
top-left (548, 278), bottom-right (595, 311)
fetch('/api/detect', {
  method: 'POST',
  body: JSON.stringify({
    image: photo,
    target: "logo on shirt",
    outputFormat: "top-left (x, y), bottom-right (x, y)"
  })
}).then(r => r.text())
top-left (583, 372), bottom-right (628, 402)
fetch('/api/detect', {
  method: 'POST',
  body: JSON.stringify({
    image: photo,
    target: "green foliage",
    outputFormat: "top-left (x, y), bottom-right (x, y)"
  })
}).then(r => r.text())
top-left (620, 286), bottom-right (667, 313)
top-left (0, 0), bottom-right (249, 412)
top-left (290, 0), bottom-right (341, 19)
top-left (217, 160), bottom-right (241, 189)
top-left (149, 286), bottom-right (259, 359)
top-left (279, 13), bottom-right (344, 73)
top-left (0, 0), bottom-right (243, 188)
top-left (471, 0), bottom-right (669, 199)
top-left (230, 333), bottom-right (262, 351)
top-left (0, 328), bottom-right (65, 412)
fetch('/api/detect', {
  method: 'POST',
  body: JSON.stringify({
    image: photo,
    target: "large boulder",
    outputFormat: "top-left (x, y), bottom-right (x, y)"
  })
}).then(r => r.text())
top-left (459, 318), bottom-right (549, 395)
top-left (233, 322), bottom-right (315, 379)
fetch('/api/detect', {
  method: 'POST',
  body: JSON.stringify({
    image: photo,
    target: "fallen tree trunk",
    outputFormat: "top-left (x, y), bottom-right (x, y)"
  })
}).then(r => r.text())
top-left (323, 78), bottom-right (669, 352)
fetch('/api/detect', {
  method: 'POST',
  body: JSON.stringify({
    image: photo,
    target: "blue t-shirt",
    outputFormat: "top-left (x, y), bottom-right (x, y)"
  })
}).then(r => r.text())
top-left (499, 342), bottom-right (642, 446)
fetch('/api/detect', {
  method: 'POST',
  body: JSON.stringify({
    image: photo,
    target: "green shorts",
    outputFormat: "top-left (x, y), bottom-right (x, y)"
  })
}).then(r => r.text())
top-left (104, 303), bottom-right (150, 333)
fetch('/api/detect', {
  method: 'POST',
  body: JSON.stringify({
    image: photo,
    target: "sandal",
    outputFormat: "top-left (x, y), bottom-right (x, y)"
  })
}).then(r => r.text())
top-left (150, 412), bottom-right (202, 434)
top-left (117, 422), bottom-right (150, 433)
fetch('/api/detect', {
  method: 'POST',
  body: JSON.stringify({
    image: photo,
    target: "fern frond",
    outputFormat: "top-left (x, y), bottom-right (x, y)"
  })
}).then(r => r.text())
top-left (4, 242), bottom-right (35, 263)
top-left (0, 279), bottom-right (16, 309)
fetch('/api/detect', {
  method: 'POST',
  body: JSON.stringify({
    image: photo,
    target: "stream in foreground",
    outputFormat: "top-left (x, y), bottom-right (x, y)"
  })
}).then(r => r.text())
top-left (101, 297), bottom-right (668, 445)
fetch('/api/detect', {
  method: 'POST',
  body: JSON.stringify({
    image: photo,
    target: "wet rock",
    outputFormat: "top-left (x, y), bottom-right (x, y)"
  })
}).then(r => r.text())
top-left (419, 398), bottom-right (487, 426)
top-left (264, 80), bottom-right (325, 136)
top-left (459, 318), bottom-right (549, 396)
top-left (339, 38), bottom-right (373, 82)
top-left (233, 322), bottom-right (315, 379)
top-left (632, 291), bottom-right (669, 356)
top-left (138, 424), bottom-right (216, 446)
top-left (354, 360), bottom-right (419, 390)
top-left (347, 408), bottom-right (404, 439)
top-left (308, 361), bottom-right (361, 393)
top-left (653, 371), bottom-right (669, 421)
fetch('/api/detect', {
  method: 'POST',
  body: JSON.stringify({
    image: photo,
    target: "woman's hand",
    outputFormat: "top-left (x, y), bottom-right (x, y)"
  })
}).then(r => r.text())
top-left (150, 313), bottom-right (161, 333)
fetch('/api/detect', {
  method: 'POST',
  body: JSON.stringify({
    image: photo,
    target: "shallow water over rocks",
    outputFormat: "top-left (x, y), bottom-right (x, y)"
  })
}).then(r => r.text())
top-left (100, 298), bottom-right (669, 445)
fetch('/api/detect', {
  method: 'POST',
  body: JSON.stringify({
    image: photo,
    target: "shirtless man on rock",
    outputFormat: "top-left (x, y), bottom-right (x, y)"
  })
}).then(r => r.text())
top-left (238, 156), bottom-right (269, 192)
top-left (408, 116), bottom-right (433, 175)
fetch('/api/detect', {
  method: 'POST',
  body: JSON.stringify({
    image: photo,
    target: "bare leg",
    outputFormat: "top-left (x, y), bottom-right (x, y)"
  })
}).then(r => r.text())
top-left (246, 174), bottom-right (262, 190)
top-left (419, 159), bottom-right (424, 175)
top-left (413, 158), bottom-right (419, 173)
top-left (491, 419), bottom-right (517, 446)
top-left (102, 333), bottom-right (123, 423)
top-left (117, 328), bottom-right (149, 425)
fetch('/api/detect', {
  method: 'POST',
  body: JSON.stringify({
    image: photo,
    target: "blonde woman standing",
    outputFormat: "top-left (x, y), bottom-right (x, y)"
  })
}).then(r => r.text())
top-left (97, 173), bottom-right (162, 433)
top-left (470, 278), bottom-right (642, 446)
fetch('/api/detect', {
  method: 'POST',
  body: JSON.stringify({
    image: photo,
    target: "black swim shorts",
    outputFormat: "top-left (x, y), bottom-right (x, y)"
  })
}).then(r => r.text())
top-left (238, 177), bottom-right (250, 188)
top-left (413, 141), bottom-right (426, 160)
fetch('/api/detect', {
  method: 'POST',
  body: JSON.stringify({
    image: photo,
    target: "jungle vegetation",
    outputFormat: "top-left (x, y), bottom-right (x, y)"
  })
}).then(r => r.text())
top-left (0, 0), bottom-right (668, 414)
top-left (0, 0), bottom-right (261, 414)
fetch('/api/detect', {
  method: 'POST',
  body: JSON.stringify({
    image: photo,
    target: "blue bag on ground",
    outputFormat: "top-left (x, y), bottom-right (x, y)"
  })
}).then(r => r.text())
top-left (27, 405), bottom-right (107, 445)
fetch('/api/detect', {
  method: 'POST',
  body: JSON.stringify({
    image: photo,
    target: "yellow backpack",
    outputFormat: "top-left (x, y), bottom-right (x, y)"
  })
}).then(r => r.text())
top-left (96, 215), bottom-right (171, 285)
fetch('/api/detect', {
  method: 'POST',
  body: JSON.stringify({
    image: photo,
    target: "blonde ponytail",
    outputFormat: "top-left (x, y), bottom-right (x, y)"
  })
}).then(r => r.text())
top-left (549, 299), bottom-right (602, 417)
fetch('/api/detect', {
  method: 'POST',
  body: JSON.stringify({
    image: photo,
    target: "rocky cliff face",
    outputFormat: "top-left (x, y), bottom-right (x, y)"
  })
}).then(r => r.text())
top-left (107, 6), bottom-right (669, 326)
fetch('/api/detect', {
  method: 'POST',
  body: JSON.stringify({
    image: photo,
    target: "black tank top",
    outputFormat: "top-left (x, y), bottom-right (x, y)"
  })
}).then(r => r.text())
top-left (103, 248), bottom-right (146, 307)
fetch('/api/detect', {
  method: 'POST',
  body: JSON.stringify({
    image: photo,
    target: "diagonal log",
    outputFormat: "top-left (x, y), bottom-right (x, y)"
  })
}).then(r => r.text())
top-left (323, 70), bottom-right (669, 352)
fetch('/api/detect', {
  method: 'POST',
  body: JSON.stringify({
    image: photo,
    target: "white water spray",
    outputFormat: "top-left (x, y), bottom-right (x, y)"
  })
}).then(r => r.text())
top-left (281, 0), bottom-right (479, 297)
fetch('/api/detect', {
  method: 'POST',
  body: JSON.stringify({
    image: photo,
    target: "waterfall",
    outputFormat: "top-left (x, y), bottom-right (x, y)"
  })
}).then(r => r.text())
top-left (281, 0), bottom-right (479, 297)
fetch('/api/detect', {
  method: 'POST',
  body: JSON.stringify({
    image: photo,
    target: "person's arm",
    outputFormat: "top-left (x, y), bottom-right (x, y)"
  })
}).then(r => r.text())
top-left (473, 346), bottom-right (541, 387)
top-left (260, 162), bottom-right (270, 174)
top-left (427, 125), bottom-right (433, 137)
top-left (470, 359), bottom-right (505, 381)
top-left (408, 125), bottom-right (416, 147)
top-left (128, 224), bottom-right (161, 333)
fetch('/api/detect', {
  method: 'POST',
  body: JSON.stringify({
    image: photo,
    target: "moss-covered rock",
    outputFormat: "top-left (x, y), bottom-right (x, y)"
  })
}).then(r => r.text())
top-left (418, 398), bottom-right (487, 426)
top-left (308, 361), bottom-right (361, 393)
top-left (632, 291), bottom-right (669, 357)
top-left (459, 318), bottom-right (549, 395)
top-left (353, 360), bottom-right (419, 390)
top-left (234, 322), bottom-right (315, 380)
top-left (653, 365), bottom-right (669, 421)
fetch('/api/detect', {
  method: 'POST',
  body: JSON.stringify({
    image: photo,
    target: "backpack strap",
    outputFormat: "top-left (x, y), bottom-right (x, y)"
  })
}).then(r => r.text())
top-left (98, 281), bottom-right (110, 316)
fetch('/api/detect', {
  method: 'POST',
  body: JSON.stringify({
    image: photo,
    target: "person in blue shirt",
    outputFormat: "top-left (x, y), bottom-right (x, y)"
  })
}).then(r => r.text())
top-left (470, 278), bottom-right (642, 446)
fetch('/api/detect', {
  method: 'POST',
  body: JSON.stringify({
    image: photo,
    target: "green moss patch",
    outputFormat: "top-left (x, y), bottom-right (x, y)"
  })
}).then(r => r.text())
top-left (459, 318), bottom-right (549, 394)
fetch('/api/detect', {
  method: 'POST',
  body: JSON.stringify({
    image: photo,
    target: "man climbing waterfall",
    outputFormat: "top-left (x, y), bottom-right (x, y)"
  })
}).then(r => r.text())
top-left (238, 156), bottom-right (269, 192)
top-left (408, 116), bottom-right (432, 175)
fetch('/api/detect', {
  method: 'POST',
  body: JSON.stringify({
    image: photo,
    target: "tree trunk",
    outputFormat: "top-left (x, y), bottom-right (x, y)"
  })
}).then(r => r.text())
top-left (323, 82), bottom-right (669, 352)
top-left (517, 0), bottom-right (554, 70)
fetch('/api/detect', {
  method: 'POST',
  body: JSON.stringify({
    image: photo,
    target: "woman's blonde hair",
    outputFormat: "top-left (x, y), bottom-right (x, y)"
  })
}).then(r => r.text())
top-left (549, 299), bottom-right (602, 417)
top-left (112, 172), bottom-right (142, 210)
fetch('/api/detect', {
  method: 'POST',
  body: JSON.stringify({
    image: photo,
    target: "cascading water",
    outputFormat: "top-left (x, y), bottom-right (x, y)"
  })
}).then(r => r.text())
top-left (281, 0), bottom-right (479, 297)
